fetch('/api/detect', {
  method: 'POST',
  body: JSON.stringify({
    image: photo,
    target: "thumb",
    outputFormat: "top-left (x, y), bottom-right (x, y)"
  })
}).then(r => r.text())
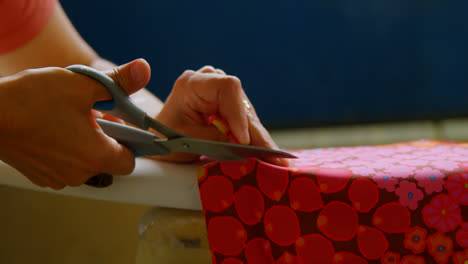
top-left (94, 58), bottom-right (151, 100)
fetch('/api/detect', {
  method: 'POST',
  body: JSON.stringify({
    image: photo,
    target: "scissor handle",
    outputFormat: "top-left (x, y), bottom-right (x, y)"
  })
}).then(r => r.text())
top-left (66, 65), bottom-right (149, 129)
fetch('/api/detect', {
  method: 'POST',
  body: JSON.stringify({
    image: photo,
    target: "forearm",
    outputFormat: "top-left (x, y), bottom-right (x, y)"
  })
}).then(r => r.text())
top-left (0, 3), bottom-right (97, 75)
top-left (0, 2), bottom-right (164, 117)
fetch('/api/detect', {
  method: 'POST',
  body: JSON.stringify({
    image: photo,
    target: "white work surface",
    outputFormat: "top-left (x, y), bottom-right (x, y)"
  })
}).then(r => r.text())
top-left (0, 158), bottom-right (203, 210)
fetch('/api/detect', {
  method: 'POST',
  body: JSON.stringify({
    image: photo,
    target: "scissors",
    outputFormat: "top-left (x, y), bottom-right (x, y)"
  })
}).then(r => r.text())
top-left (65, 65), bottom-right (296, 165)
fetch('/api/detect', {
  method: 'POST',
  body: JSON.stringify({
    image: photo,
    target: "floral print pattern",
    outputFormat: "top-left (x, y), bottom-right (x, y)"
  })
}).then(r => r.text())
top-left (422, 194), bottom-right (462, 233)
top-left (452, 248), bottom-right (468, 264)
top-left (427, 233), bottom-right (454, 264)
top-left (197, 140), bottom-right (468, 264)
top-left (381, 252), bottom-right (400, 264)
top-left (414, 168), bottom-right (445, 194)
top-left (445, 172), bottom-right (468, 205)
top-left (395, 181), bottom-right (424, 210)
top-left (404, 226), bottom-right (427, 254)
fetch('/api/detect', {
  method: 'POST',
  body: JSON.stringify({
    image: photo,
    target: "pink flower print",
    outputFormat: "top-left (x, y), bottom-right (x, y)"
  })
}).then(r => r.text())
top-left (438, 157), bottom-right (465, 164)
top-left (414, 168), bottom-right (445, 195)
top-left (419, 155), bottom-right (443, 161)
top-left (398, 159), bottom-right (429, 167)
top-left (394, 145), bottom-right (417, 153)
top-left (364, 161), bottom-right (388, 170)
top-left (393, 154), bottom-right (420, 160)
top-left (372, 173), bottom-right (399, 192)
top-left (395, 181), bottom-right (424, 210)
top-left (422, 194), bottom-right (462, 233)
top-left (372, 148), bottom-right (399, 157)
top-left (320, 163), bottom-right (347, 168)
top-left (445, 172), bottom-right (468, 205)
top-left (384, 165), bottom-right (416, 178)
top-left (425, 145), bottom-right (452, 154)
top-left (349, 166), bottom-right (376, 177)
top-left (311, 156), bottom-right (344, 164)
top-left (366, 159), bottom-right (398, 170)
top-left (453, 148), bottom-right (468, 157)
top-left (435, 149), bottom-right (466, 160)
top-left (342, 159), bottom-right (369, 167)
top-left (378, 158), bottom-right (399, 165)
top-left (447, 156), bottom-right (468, 163)
top-left (430, 160), bottom-right (460, 171)
top-left (354, 153), bottom-right (384, 161)
top-left (353, 146), bottom-right (376, 152)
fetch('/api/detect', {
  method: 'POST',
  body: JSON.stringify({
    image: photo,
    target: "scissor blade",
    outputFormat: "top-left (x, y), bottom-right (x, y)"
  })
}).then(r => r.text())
top-left (159, 137), bottom-right (297, 161)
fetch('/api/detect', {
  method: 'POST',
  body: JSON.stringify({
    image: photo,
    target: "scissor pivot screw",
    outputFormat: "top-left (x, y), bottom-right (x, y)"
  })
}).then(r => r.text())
top-left (182, 143), bottom-right (190, 149)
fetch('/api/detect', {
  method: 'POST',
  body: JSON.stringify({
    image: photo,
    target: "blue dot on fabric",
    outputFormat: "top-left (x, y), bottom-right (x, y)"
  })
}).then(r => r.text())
top-left (384, 176), bottom-right (389, 180)
top-left (408, 192), bottom-right (414, 199)
top-left (439, 246), bottom-right (445, 251)
top-left (430, 175), bottom-right (436, 180)
top-left (389, 258), bottom-right (394, 261)
top-left (413, 236), bottom-right (419, 242)
top-left (399, 168), bottom-right (404, 171)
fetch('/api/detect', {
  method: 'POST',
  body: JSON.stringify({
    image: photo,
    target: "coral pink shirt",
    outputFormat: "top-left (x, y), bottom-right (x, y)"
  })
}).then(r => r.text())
top-left (0, 0), bottom-right (57, 55)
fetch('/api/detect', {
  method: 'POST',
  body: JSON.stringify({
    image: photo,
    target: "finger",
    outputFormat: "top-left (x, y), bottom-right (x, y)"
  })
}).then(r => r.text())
top-left (246, 113), bottom-right (290, 167)
top-left (178, 72), bottom-right (249, 143)
top-left (91, 109), bottom-right (104, 119)
top-left (27, 164), bottom-right (66, 189)
top-left (95, 130), bottom-right (136, 175)
top-left (101, 113), bottom-right (125, 124)
top-left (90, 110), bottom-right (124, 125)
top-left (188, 125), bottom-right (230, 142)
top-left (197, 66), bottom-right (226, 75)
top-left (31, 162), bottom-right (67, 190)
top-left (24, 174), bottom-right (47, 187)
top-left (218, 76), bottom-right (250, 145)
top-left (18, 156), bottom-right (67, 189)
top-left (198, 65), bottom-right (217, 73)
top-left (93, 58), bottom-right (151, 101)
top-left (2, 153), bottom-right (54, 188)
top-left (215, 69), bottom-right (226, 75)
top-left (44, 176), bottom-right (66, 190)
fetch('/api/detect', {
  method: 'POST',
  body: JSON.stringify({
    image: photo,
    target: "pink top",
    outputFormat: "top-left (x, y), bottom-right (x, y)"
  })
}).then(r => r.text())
top-left (0, 0), bottom-right (57, 55)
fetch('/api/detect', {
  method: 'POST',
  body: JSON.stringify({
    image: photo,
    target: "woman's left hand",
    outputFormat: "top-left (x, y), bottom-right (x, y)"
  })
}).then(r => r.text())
top-left (153, 66), bottom-right (289, 167)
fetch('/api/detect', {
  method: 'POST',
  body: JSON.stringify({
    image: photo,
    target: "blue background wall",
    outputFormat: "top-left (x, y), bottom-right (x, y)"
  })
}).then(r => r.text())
top-left (61, 0), bottom-right (468, 128)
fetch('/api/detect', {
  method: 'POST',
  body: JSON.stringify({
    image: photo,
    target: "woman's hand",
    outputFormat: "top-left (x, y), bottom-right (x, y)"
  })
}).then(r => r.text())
top-left (0, 59), bottom-right (151, 189)
top-left (154, 66), bottom-right (289, 167)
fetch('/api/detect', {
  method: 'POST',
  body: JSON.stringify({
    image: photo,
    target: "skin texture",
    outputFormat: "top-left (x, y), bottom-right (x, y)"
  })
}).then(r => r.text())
top-left (155, 66), bottom-right (287, 167)
top-left (0, 59), bottom-right (150, 189)
top-left (0, 3), bottom-right (288, 190)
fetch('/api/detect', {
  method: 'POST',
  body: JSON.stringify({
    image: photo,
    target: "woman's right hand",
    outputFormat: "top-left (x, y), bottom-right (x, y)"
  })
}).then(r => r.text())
top-left (0, 59), bottom-right (151, 189)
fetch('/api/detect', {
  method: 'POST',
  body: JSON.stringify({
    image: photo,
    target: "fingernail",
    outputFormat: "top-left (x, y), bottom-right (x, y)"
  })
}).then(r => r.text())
top-left (130, 59), bottom-right (146, 87)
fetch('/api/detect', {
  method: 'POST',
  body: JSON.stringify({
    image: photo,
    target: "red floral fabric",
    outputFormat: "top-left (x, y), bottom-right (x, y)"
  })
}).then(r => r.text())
top-left (197, 138), bottom-right (468, 263)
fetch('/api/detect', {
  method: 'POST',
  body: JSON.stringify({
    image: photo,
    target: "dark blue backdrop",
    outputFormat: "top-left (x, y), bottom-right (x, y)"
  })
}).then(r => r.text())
top-left (61, 0), bottom-right (468, 128)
